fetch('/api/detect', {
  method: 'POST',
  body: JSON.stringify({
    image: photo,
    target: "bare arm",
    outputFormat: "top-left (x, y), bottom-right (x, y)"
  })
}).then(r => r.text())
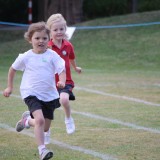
top-left (3, 67), bottom-right (16, 97)
top-left (57, 70), bottom-right (66, 88)
top-left (70, 59), bottom-right (82, 74)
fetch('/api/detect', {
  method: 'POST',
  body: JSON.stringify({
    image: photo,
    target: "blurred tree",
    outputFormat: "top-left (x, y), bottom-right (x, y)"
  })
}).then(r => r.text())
top-left (132, 0), bottom-right (138, 13)
top-left (1, 0), bottom-right (160, 25)
top-left (0, 0), bottom-right (28, 23)
top-left (37, 0), bottom-right (83, 25)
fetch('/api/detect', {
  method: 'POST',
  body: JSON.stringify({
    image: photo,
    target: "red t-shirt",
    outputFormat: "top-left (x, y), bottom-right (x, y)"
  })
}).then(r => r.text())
top-left (48, 39), bottom-right (75, 87)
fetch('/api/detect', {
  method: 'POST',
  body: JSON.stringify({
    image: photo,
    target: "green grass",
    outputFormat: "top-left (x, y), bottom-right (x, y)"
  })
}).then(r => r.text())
top-left (0, 10), bottom-right (160, 160)
top-left (73, 11), bottom-right (160, 72)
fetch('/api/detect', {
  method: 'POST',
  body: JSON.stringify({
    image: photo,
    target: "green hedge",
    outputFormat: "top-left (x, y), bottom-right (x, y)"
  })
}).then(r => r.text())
top-left (0, 0), bottom-right (28, 23)
top-left (0, 0), bottom-right (38, 24)
top-left (1, 0), bottom-right (160, 24)
top-left (82, 0), bottom-right (160, 20)
top-left (138, 0), bottom-right (160, 12)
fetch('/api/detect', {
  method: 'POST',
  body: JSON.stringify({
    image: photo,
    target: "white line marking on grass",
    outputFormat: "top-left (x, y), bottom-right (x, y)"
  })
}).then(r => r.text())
top-left (0, 123), bottom-right (117, 160)
top-left (75, 86), bottom-right (160, 107)
top-left (154, 83), bottom-right (160, 87)
top-left (72, 111), bottom-right (160, 134)
top-left (1, 91), bottom-right (160, 134)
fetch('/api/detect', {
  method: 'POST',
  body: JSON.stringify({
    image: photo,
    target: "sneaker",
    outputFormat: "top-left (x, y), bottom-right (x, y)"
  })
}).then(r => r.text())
top-left (15, 111), bottom-right (30, 132)
top-left (65, 117), bottom-right (75, 134)
top-left (40, 148), bottom-right (53, 160)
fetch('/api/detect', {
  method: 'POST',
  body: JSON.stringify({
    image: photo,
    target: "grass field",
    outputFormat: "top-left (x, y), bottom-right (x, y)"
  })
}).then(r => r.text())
top-left (0, 11), bottom-right (160, 160)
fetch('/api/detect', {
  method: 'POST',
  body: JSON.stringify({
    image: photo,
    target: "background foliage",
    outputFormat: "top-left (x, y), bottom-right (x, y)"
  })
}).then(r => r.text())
top-left (1, 0), bottom-right (160, 24)
top-left (83, 0), bottom-right (160, 20)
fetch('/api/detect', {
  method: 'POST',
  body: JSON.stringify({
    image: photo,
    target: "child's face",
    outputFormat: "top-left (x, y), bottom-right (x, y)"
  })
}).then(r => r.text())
top-left (50, 21), bottom-right (66, 40)
top-left (30, 30), bottom-right (49, 54)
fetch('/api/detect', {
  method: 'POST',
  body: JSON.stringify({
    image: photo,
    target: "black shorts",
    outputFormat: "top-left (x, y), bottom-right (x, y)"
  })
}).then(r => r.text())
top-left (58, 84), bottom-right (75, 100)
top-left (24, 96), bottom-right (61, 120)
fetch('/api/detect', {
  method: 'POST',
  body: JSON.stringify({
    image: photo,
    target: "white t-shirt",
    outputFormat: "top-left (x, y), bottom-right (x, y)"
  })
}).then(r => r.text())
top-left (12, 49), bottom-right (65, 101)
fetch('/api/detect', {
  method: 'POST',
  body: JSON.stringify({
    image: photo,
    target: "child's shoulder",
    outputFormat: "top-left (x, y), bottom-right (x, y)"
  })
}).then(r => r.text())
top-left (46, 48), bottom-right (59, 56)
top-left (63, 39), bottom-right (72, 45)
top-left (63, 39), bottom-right (73, 48)
top-left (47, 48), bottom-right (56, 53)
top-left (17, 49), bottom-right (32, 58)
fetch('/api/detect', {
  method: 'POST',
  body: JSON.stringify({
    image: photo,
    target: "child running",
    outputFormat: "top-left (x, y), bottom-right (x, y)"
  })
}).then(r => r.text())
top-left (46, 13), bottom-right (82, 136)
top-left (3, 21), bottom-right (66, 160)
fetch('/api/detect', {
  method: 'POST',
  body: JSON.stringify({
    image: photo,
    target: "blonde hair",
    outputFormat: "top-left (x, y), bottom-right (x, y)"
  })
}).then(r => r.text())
top-left (47, 13), bottom-right (67, 30)
top-left (46, 13), bottom-right (68, 39)
top-left (24, 21), bottom-right (50, 42)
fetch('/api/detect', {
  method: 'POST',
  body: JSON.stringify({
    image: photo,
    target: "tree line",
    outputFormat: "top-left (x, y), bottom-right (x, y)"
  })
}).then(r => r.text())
top-left (0, 0), bottom-right (160, 25)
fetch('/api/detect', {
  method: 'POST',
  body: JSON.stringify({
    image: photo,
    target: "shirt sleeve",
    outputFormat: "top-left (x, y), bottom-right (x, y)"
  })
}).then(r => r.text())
top-left (12, 54), bottom-right (26, 71)
top-left (52, 53), bottom-right (65, 75)
top-left (68, 43), bottom-right (75, 60)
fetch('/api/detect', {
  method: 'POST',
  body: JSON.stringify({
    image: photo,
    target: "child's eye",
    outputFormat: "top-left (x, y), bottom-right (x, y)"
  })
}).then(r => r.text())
top-left (43, 37), bottom-right (48, 40)
top-left (35, 37), bottom-right (39, 40)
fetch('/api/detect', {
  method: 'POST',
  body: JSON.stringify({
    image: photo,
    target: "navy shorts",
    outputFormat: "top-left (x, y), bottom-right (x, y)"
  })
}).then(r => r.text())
top-left (24, 96), bottom-right (61, 120)
top-left (57, 84), bottom-right (75, 100)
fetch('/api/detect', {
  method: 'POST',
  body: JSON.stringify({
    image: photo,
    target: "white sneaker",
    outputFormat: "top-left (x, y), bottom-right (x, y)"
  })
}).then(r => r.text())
top-left (40, 148), bottom-right (53, 160)
top-left (44, 129), bottom-right (51, 145)
top-left (65, 117), bottom-right (75, 134)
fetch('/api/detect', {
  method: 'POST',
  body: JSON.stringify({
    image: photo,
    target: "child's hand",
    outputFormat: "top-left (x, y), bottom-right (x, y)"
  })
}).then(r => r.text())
top-left (75, 67), bottom-right (82, 74)
top-left (3, 87), bottom-right (12, 97)
top-left (57, 81), bottom-right (65, 88)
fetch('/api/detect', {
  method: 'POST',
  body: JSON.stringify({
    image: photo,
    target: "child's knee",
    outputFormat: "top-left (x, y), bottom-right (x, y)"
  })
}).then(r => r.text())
top-left (35, 117), bottom-right (45, 126)
top-left (61, 97), bottom-right (69, 106)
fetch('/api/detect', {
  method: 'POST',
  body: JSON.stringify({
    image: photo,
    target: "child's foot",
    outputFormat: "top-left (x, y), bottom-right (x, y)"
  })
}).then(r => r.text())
top-left (65, 117), bottom-right (75, 134)
top-left (40, 148), bottom-right (53, 160)
top-left (15, 111), bottom-right (30, 132)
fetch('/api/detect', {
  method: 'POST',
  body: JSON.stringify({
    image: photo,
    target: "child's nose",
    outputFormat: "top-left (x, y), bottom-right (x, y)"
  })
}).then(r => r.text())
top-left (57, 29), bottom-right (61, 33)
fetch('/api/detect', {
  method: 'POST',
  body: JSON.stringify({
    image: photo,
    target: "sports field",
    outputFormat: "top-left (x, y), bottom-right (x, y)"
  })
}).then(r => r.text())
top-left (0, 11), bottom-right (160, 160)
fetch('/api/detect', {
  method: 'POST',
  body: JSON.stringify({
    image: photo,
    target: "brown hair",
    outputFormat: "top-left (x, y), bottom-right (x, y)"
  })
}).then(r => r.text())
top-left (24, 21), bottom-right (50, 42)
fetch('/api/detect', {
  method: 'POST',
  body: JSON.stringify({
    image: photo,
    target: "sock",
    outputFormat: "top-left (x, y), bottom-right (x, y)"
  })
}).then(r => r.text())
top-left (65, 116), bottom-right (72, 122)
top-left (38, 145), bottom-right (46, 155)
top-left (44, 129), bottom-right (50, 136)
top-left (44, 129), bottom-right (51, 145)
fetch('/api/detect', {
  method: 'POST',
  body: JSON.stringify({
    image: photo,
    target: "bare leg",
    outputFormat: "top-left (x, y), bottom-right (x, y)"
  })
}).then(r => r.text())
top-left (60, 92), bottom-right (71, 118)
top-left (29, 109), bottom-right (45, 146)
top-left (60, 92), bottom-right (75, 134)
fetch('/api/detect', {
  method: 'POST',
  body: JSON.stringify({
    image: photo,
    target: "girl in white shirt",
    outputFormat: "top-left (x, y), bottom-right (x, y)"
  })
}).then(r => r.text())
top-left (3, 21), bottom-right (66, 160)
